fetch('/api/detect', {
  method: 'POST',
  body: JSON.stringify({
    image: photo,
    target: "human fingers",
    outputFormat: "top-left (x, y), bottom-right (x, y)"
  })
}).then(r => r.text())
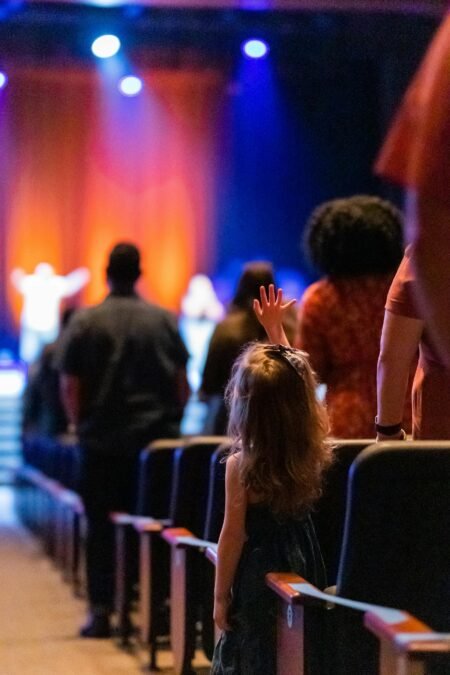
top-left (268, 284), bottom-right (276, 304)
top-left (259, 285), bottom-right (269, 306)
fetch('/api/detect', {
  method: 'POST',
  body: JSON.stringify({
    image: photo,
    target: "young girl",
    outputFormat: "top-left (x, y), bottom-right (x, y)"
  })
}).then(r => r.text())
top-left (212, 287), bottom-right (331, 674)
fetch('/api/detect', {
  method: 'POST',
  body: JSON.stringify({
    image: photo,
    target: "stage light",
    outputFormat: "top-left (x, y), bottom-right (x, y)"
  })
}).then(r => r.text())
top-left (242, 39), bottom-right (269, 59)
top-left (0, 72), bottom-right (8, 89)
top-left (91, 34), bottom-right (121, 59)
top-left (118, 75), bottom-right (143, 97)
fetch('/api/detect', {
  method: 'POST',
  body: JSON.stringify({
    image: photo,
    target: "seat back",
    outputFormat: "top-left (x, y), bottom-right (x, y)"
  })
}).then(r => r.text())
top-left (312, 439), bottom-right (372, 585)
top-left (203, 441), bottom-right (231, 542)
top-left (135, 438), bottom-right (188, 518)
top-left (170, 436), bottom-right (229, 537)
top-left (337, 442), bottom-right (450, 631)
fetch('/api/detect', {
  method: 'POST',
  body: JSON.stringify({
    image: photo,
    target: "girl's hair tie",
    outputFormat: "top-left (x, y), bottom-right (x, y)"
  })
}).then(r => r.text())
top-left (267, 344), bottom-right (306, 378)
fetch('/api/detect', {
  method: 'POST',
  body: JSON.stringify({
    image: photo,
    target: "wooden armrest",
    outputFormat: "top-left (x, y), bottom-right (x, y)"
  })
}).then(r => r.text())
top-left (110, 512), bottom-right (169, 529)
top-left (266, 573), bottom-right (305, 603)
top-left (162, 527), bottom-right (194, 546)
top-left (205, 545), bottom-right (218, 566)
top-left (110, 512), bottom-right (137, 525)
top-left (365, 610), bottom-right (450, 654)
top-left (162, 527), bottom-right (215, 549)
top-left (133, 517), bottom-right (164, 533)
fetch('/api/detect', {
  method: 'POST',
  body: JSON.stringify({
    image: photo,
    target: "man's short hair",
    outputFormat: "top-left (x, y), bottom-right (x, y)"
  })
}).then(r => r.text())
top-left (107, 243), bottom-right (141, 283)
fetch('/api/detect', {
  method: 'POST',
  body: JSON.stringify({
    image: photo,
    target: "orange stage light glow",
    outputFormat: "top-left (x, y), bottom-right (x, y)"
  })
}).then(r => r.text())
top-left (3, 66), bottom-right (223, 326)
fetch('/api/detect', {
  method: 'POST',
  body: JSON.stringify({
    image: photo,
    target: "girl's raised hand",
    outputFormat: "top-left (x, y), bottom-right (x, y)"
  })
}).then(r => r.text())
top-left (253, 284), bottom-right (296, 346)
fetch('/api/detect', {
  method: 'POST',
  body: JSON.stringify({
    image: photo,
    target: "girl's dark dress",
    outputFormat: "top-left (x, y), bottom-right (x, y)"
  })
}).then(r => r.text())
top-left (211, 503), bottom-right (326, 675)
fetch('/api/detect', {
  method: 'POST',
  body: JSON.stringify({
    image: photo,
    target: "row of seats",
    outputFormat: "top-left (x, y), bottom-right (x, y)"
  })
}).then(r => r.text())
top-left (15, 435), bottom-right (450, 674)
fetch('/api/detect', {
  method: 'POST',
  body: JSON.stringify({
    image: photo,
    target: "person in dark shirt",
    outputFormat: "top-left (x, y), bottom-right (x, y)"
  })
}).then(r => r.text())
top-left (58, 242), bottom-right (189, 637)
top-left (23, 308), bottom-right (75, 438)
top-left (200, 262), bottom-right (277, 434)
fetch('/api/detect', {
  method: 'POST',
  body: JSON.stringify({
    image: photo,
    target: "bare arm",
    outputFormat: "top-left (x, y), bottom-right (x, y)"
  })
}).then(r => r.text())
top-left (411, 191), bottom-right (450, 368)
top-left (60, 374), bottom-right (82, 428)
top-left (377, 310), bottom-right (423, 440)
top-left (253, 284), bottom-right (296, 346)
top-left (214, 454), bottom-right (247, 631)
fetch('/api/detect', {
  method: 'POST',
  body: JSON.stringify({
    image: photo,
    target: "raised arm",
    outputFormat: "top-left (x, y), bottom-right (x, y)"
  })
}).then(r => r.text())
top-left (377, 310), bottom-right (423, 440)
top-left (10, 268), bottom-right (26, 292)
top-left (214, 454), bottom-right (247, 631)
top-left (253, 284), bottom-right (296, 346)
top-left (62, 268), bottom-right (90, 297)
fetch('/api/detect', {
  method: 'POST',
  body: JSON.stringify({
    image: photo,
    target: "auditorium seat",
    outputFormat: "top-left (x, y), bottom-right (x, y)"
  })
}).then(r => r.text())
top-left (266, 441), bottom-right (450, 675)
top-left (163, 441), bottom-right (230, 675)
top-left (16, 434), bottom-right (85, 593)
top-left (111, 438), bottom-right (188, 642)
top-left (312, 439), bottom-right (373, 585)
top-left (133, 435), bottom-right (228, 670)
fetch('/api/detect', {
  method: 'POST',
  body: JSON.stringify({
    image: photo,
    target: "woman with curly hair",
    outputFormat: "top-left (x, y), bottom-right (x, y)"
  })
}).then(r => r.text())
top-left (295, 195), bottom-right (405, 438)
top-left (212, 336), bottom-right (331, 674)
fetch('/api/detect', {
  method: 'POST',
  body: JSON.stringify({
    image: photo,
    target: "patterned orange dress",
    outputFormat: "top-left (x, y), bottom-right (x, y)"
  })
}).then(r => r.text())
top-left (296, 275), bottom-right (397, 439)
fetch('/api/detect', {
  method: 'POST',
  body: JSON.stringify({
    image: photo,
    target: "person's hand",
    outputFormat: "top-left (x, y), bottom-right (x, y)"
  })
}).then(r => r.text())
top-left (214, 595), bottom-right (232, 632)
top-left (253, 284), bottom-right (296, 344)
top-left (376, 429), bottom-right (406, 442)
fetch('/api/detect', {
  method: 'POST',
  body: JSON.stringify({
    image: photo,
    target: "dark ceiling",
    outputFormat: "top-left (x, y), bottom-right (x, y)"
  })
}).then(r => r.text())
top-left (0, 0), bottom-right (442, 67)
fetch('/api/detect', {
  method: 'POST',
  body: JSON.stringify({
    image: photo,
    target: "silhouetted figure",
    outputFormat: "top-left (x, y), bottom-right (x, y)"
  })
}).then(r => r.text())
top-left (22, 308), bottom-right (75, 437)
top-left (11, 263), bottom-right (89, 363)
top-left (57, 243), bottom-right (189, 638)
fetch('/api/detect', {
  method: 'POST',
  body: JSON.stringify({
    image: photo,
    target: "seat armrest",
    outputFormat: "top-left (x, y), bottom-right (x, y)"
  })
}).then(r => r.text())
top-left (162, 527), bottom-right (215, 549)
top-left (266, 573), bottom-right (305, 604)
top-left (205, 545), bottom-right (218, 566)
top-left (110, 512), bottom-right (137, 525)
top-left (133, 517), bottom-right (164, 533)
top-left (365, 610), bottom-right (450, 655)
top-left (162, 527), bottom-right (194, 546)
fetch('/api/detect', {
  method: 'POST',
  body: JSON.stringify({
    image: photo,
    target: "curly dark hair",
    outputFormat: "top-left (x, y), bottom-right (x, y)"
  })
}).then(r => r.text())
top-left (303, 195), bottom-right (404, 277)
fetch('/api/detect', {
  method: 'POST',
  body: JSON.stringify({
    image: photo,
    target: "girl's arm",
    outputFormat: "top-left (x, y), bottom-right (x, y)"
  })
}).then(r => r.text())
top-left (214, 454), bottom-right (248, 631)
top-left (253, 284), bottom-right (296, 346)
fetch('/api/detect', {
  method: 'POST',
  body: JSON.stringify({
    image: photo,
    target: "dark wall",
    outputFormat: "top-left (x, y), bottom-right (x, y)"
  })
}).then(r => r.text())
top-left (213, 12), bottom-right (439, 281)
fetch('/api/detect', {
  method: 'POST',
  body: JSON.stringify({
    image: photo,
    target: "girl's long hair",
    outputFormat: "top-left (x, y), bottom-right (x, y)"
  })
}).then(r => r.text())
top-left (226, 342), bottom-right (331, 517)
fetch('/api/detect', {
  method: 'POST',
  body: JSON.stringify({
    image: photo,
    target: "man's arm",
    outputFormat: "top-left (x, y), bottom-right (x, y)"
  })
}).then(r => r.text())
top-left (411, 191), bottom-right (450, 368)
top-left (60, 374), bottom-right (82, 428)
top-left (377, 310), bottom-right (423, 440)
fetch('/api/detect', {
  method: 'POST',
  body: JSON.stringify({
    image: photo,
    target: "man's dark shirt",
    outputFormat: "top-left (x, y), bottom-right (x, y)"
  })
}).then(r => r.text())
top-left (57, 292), bottom-right (188, 452)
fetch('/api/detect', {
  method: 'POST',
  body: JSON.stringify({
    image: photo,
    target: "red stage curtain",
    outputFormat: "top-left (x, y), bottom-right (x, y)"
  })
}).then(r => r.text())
top-left (1, 66), bottom-right (224, 327)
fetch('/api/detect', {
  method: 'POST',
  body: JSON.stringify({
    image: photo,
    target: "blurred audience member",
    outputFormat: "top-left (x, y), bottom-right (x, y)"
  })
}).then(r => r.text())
top-left (375, 15), bottom-right (450, 367)
top-left (57, 242), bottom-right (189, 638)
top-left (180, 274), bottom-right (224, 392)
top-left (296, 195), bottom-right (404, 438)
top-left (22, 308), bottom-right (75, 438)
top-left (201, 261), bottom-right (296, 434)
top-left (377, 245), bottom-right (450, 440)
top-left (11, 263), bottom-right (89, 364)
